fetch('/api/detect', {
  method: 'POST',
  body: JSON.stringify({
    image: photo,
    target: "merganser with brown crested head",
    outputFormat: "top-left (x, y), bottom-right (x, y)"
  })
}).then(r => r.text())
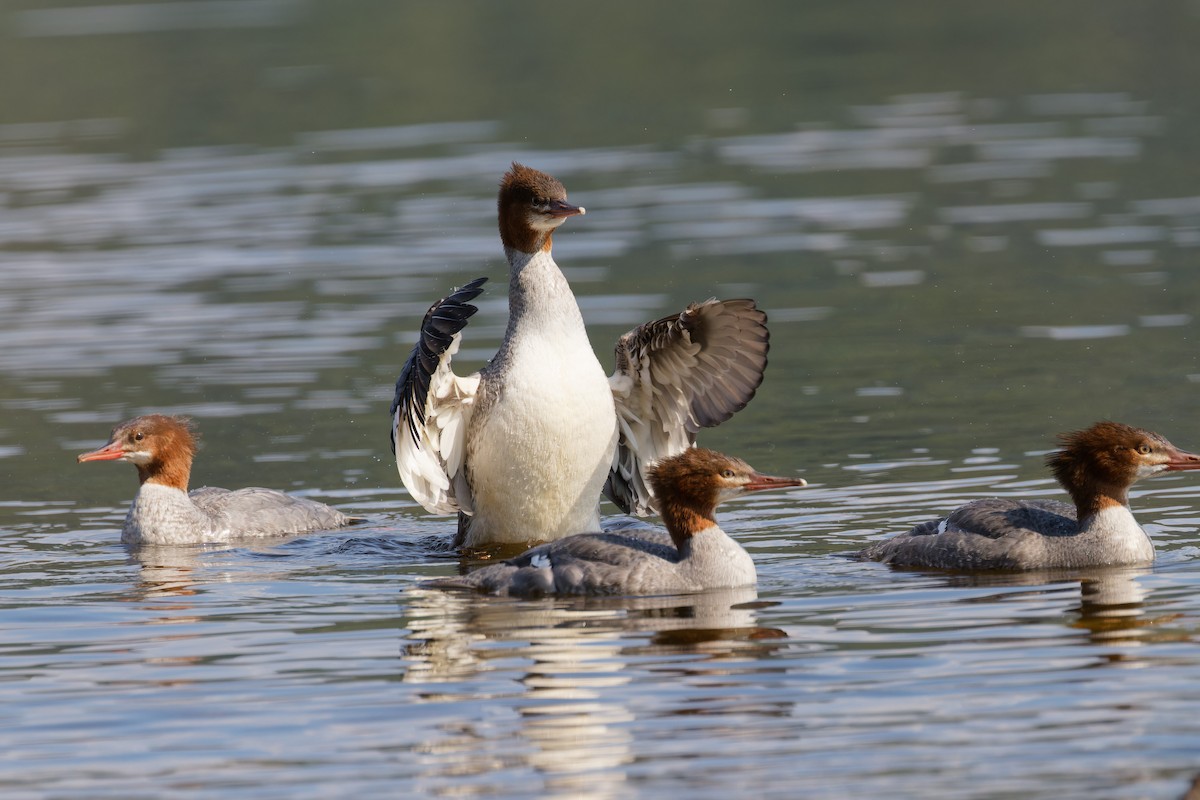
top-left (78, 414), bottom-right (359, 545)
top-left (392, 163), bottom-right (769, 549)
top-left (860, 421), bottom-right (1200, 571)
top-left (427, 448), bottom-right (806, 597)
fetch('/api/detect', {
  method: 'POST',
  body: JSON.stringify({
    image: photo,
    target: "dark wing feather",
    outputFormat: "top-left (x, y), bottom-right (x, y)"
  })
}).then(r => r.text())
top-left (390, 277), bottom-right (487, 455)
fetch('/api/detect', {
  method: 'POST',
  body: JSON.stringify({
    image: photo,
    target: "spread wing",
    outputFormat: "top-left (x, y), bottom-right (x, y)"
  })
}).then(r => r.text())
top-left (605, 298), bottom-right (768, 515)
top-left (390, 277), bottom-right (487, 515)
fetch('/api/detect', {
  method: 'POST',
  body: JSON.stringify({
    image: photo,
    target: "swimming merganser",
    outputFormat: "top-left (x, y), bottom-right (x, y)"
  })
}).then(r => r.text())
top-left (427, 448), bottom-right (806, 596)
top-left (77, 414), bottom-right (359, 545)
top-left (392, 163), bottom-right (769, 549)
top-left (860, 421), bottom-right (1200, 571)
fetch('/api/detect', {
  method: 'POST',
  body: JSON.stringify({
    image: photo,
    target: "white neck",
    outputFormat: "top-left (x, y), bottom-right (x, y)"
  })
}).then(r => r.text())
top-left (506, 247), bottom-right (586, 320)
top-left (491, 247), bottom-right (593, 370)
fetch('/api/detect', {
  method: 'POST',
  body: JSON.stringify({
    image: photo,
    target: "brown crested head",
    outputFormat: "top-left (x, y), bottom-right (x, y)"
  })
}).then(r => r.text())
top-left (1045, 421), bottom-right (1200, 511)
top-left (77, 414), bottom-right (198, 490)
top-left (648, 447), bottom-right (806, 547)
top-left (497, 162), bottom-right (585, 254)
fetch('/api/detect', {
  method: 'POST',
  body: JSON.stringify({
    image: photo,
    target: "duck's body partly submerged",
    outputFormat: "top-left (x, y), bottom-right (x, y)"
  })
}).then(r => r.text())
top-left (428, 448), bottom-right (806, 597)
top-left (860, 421), bottom-right (1200, 571)
top-left (78, 415), bottom-right (358, 545)
top-left (392, 164), bottom-right (769, 549)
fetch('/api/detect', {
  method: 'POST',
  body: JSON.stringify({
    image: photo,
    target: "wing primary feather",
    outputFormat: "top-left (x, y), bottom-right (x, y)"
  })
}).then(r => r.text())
top-left (390, 277), bottom-right (487, 454)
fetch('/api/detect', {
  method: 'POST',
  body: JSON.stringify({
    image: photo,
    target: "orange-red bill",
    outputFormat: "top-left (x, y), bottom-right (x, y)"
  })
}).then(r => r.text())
top-left (77, 440), bottom-right (125, 463)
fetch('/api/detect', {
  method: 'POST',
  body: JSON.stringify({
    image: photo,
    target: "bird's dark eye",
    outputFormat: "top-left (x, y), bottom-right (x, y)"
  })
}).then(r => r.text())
top-left (134, 432), bottom-right (144, 442)
top-left (1137, 443), bottom-right (1152, 455)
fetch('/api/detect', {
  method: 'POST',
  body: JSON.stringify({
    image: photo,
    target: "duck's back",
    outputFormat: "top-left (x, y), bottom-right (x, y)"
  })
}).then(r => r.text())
top-left (190, 486), bottom-right (353, 537)
top-left (860, 498), bottom-right (1077, 570)
top-left (937, 498), bottom-right (1077, 539)
top-left (434, 527), bottom-right (689, 597)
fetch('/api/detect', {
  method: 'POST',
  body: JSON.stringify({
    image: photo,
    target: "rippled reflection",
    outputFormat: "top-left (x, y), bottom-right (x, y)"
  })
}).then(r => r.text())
top-left (938, 567), bottom-right (1166, 646)
top-left (403, 587), bottom-right (784, 795)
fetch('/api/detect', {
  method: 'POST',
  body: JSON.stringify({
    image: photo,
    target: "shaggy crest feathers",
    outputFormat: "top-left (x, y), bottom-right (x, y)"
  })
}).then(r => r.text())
top-left (500, 162), bottom-right (568, 203)
top-left (1046, 421), bottom-right (1164, 511)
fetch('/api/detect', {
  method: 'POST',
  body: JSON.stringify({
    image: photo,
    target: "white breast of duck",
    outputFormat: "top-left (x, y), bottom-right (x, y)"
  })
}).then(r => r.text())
top-left (467, 246), bottom-right (618, 544)
top-left (124, 483), bottom-right (215, 545)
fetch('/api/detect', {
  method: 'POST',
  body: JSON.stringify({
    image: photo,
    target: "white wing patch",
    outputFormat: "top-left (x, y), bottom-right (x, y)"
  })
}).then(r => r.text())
top-left (395, 332), bottom-right (479, 515)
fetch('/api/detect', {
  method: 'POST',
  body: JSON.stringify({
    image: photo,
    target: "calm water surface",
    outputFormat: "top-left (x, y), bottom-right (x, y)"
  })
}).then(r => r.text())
top-left (3, 3), bottom-right (1200, 798)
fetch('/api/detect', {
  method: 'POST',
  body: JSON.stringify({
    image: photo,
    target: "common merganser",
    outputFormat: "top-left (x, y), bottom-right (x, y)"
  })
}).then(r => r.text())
top-left (427, 448), bottom-right (806, 597)
top-left (77, 414), bottom-right (359, 545)
top-left (860, 421), bottom-right (1200, 571)
top-left (392, 163), bottom-right (769, 549)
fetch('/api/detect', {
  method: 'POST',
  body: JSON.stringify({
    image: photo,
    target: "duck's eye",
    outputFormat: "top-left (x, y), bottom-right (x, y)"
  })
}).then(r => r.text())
top-left (134, 432), bottom-right (144, 442)
top-left (1137, 443), bottom-right (1152, 455)
top-left (721, 469), bottom-right (736, 478)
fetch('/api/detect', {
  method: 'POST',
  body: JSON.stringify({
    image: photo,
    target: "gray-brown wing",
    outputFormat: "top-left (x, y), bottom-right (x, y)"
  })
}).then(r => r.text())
top-left (606, 298), bottom-right (768, 515)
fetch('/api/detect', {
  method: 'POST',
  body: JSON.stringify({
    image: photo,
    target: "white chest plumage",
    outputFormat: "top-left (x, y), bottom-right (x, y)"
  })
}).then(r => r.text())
top-left (463, 250), bottom-right (618, 545)
top-left (123, 483), bottom-right (212, 545)
top-left (678, 526), bottom-right (757, 589)
top-left (1073, 504), bottom-right (1155, 565)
